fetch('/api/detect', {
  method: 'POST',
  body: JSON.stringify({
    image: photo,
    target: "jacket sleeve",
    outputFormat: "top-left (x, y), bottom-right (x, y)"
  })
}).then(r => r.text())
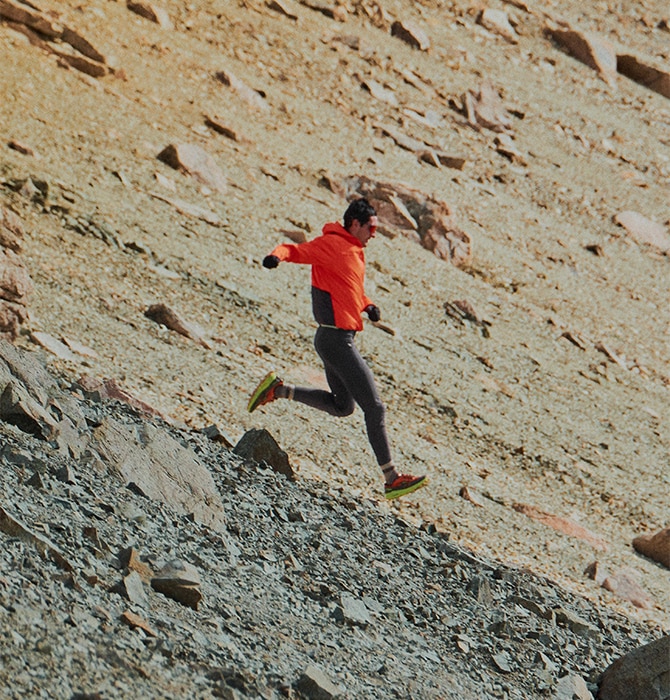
top-left (270, 237), bottom-right (335, 266)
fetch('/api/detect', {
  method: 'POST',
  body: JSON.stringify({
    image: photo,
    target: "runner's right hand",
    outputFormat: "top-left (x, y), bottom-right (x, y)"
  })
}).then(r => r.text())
top-left (262, 255), bottom-right (280, 268)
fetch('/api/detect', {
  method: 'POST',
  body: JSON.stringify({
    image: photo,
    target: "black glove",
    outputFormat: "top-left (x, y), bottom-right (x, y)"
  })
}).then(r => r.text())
top-left (365, 304), bottom-right (381, 323)
top-left (262, 255), bottom-right (280, 269)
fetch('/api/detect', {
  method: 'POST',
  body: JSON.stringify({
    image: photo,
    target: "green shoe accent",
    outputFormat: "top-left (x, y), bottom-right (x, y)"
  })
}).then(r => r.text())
top-left (385, 474), bottom-right (427, 500)
top-left (247, 371), bottom-right (282, 413)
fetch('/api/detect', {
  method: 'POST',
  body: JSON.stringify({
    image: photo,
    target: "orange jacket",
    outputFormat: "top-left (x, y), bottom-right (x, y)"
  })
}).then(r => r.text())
top-left (271, 222), bottom-right (373, 331)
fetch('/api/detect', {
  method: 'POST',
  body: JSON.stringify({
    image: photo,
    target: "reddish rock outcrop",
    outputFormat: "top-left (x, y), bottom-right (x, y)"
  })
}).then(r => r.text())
top-left (633, 527), bottom-right (670, 569)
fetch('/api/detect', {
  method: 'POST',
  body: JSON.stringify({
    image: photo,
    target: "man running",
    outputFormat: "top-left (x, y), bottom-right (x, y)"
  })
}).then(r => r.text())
top-left (248, 197), bottom-right (426, 500)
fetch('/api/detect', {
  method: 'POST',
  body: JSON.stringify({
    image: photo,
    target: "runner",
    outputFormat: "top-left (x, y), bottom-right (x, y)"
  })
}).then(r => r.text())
top-left (248, 198), bottom-right (426, 500)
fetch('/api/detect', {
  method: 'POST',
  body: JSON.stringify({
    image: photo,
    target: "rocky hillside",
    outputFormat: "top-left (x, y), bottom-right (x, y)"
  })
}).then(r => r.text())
top-left (0, 0), bottom-right (668, 697)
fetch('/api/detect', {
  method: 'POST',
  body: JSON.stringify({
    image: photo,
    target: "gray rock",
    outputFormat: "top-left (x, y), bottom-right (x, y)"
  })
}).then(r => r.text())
top-left (233, 428), bottom-right (294, 480)
top-left (554, 608), bottom-right (600, 640)
top-left (151, 559), bottom-right (202, 610)
top-left (92, 417), bottom-right (226, 531)
top-left (295, 664), bottom-right (343, 699)
top-left (123, 571), bottom-right (149, 608)
top-left (555, 674), bottom-right (593, 699)
top-left (333, 592), bottom-right (371, 627)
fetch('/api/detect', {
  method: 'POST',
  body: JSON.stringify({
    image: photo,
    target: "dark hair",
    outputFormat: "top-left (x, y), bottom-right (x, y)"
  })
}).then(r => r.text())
top-left (343, 198), bottom-right (376, 230)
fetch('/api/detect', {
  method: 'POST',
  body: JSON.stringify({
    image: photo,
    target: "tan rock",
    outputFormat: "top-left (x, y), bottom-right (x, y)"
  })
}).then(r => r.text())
top-left (157, 143), bottom-right (228, 194)
top-left (144, 302), bottom-right (212, 349)
top-left (148, 191), bottom-right (222, 226)
top-left (126, 1), bottom-right (173, 30)
top-left (548, 27), bottom-right (617, 86)
top-left (215, 69), bottom-right (270, 112)
top-left (478, 8), bottom-right (519, 44)
top-left (0, 301), bottom-right (28, 341)
top-left (601, 568), bottom-right (653, 609)
top-left (120, 610), bottom-right (158, 637)
top-left (118, 547), bottom-right (154, 582)
top-left (341, 176), bottom-right (472, 267)
top-left (614, 211), bottom-right (670, 253)
top-left (464, 82), bottom-right (513, 132)
top-left (617, 54), bottom-right (670, 99)
top-left (555, 675), bottom-right (593, 700)
top-left (0, 248), bottom-right (33, 303)
top-left (391, 20), bottom-right (430, 51)
top-left (633, 527), bottom-right (670, 569)
top-left (77, 375), bottom-right (166, 419)
top-left (267, 0), bottom-right (299, 21)
top-left (361, 78), bottom-right (398, 106)
top-left (29, 332), bottom-right (78, 361)
top-left (92, 417), bottom-right (226, 532)
top-left (0, 0), bottom-right (63, 38)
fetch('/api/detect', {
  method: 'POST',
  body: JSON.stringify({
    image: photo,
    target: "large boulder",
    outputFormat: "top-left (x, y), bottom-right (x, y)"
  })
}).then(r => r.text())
top-left (597, 635), bottom-right (670, 700)
top-left (338, 176), bottom-right (472, 267)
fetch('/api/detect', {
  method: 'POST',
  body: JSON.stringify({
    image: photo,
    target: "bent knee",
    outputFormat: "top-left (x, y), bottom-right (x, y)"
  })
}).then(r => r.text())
top-left (332, 398), bottom-right (355, 417)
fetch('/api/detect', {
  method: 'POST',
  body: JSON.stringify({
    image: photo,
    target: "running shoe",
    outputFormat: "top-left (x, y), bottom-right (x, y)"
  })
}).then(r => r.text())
top-left (247, 371), bottom-right (283, 413)
top-left (384, 473), bottom-right (427, 500)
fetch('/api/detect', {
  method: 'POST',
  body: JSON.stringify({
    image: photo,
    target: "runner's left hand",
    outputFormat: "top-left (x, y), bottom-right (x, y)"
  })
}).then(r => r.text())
top-left (364, 304), bottom-right (381, 322)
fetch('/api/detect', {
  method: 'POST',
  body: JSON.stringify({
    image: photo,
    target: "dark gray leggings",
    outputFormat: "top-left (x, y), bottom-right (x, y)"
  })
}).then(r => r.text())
top-left (292, 326), bottom-right (392, 466)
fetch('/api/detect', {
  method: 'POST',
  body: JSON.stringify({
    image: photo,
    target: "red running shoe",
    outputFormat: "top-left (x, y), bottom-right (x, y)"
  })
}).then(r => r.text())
top-left (247, 371), bottom-right (283, 413)
top-left (385, 474), bottom-right (427, 500)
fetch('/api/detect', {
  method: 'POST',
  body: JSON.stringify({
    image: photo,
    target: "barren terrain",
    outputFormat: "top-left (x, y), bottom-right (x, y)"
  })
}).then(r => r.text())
top-left (1, 0), bottom-right (668, 642)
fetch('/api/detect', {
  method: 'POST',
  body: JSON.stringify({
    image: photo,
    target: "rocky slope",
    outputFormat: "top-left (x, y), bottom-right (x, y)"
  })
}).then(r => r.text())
top-left (0, 0), bottom-right (668, 697)
top-left (0, 340), bottom-right (666, 699)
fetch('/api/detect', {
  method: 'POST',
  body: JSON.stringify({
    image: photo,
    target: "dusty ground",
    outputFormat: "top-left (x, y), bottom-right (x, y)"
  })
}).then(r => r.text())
top-left (1, 0), bottom-right (668, 637)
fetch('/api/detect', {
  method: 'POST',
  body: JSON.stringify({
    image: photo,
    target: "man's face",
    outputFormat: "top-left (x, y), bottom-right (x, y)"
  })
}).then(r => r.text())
top-left (349, 215), bottom-right (378, 247)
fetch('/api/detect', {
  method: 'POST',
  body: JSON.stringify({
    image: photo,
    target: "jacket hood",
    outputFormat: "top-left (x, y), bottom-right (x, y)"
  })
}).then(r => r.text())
top-left (322, 221), bottom-right (363, 247)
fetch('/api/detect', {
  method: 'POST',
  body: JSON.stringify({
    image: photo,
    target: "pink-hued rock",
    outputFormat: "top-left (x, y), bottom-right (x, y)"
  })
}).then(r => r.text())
top-left (0, 249), bottom-right (31, 303)
top-left (513, 503), bottom-right (608, 550)
top-left (464, 82), bottom-right (513, 132)
top-left (77, 375), bottom-right (166, 420)
top-left (0, 246), bottom-right (32, 341)
top-left (601, 568), bottom-right (653, 609)
top-left (0, 207), bottom-right (24, 253)
top-left (633, 527), bottom-right (670, 569)
top-left (0, 301), bottom-right (28, 341)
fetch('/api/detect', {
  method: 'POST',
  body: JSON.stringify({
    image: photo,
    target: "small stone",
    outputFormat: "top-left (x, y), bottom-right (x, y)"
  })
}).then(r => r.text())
top-left (123, 570), bottom-right (149, 607)
top-left (391, 20), bottom-right (430, 51)
top-left (120, 610), bottom-right (158, 637)
top-left (479, 8), bottom-right (519, 43)
top-left (157, 143), bottom-right (227, 194)
top-left (492, 652), bottom-right (513, 673)
top-left (126, 1), bottom-right (173, 29)
top-left (555, 674), bottom-right (593, 700)
top-left (295, 664), bottom-right (343, 699)
top-left (151, 559), bottom-right (202, 610)
top-left (233, 428), bottom-right (294, 480)
top-left (333, 593), bottom-right (371, 627)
